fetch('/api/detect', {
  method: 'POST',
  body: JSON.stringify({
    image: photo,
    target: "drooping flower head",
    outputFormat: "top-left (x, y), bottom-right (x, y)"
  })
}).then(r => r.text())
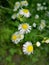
top-left (13, 2), bottom-right (20, 11)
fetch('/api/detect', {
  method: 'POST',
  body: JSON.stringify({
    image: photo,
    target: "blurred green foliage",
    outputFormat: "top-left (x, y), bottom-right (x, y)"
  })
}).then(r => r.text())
top-left (0, 0), bottom-right (49, 65)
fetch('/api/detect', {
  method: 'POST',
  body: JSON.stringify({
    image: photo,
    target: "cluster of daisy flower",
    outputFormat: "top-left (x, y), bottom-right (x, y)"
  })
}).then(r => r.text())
top-left (38, 20), bottom-right (46, 31)
top-left (11, 22), bottom-right (49, 55)
top-left (11, 1), bottom-right (49, 55)
top-left (32, 19), bottom-right (46, 31)
top-left (34, 2), bottom-right (47, 31)
top-left (11, 0), bottom-right (31, 20)
top-left (13, 1), bottom-right (28, 11)
top-left (37, 2), bottom-right (47, 11)
top-left (11, 23), bottom-right (31, 44)
top-left (11, 23), bottom-right (33, 55)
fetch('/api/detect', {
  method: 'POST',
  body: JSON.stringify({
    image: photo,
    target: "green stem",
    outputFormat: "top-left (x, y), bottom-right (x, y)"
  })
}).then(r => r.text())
top-left (46, 26), bottom-right (49, 29)
top-left (36, 35), bottom-right (45, 38)
top-left (0, 6), bottom-right (12, 11)
top-left (7, 0), bottom-right (14, 7)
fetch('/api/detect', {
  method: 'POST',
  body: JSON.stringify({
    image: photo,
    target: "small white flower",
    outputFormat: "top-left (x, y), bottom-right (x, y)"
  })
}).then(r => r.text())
top-left (35, 14), bottom-right (39, 19)
top-left (37, 3), bottom-right (47, 11)
top-left (13, 2), bottom-right (20, 11)
top-left (23, 41), bottom-right (33, 55)
top-left (36, 41), bottom-right (41, 47)
top-left (38, 20), bottom-right (46, 31)
top-left (19, 9), bottom-right (31, 18)
top-left (43, 2), bottom-right (46, 5)
top-left (11, 32), bottom-right (24, 44)
top-left (37, 3), bottom-right (41, 7)
top-left (37, 6), bottom-right (44, 11)
top-left (11, 14), bottom-right (16, 20)
top-left (44, 38), bottom-right (49, 44)
top-left (46, 11), bottom-right (49, 17)
top-left (44, 7), bottom-right (47, 10)
top-left (18, 23), bottom-right (31, 34)
top-left (40, 6), bottom-right (44, 10)
top-left (21, 1), bottom-right (28, 6)
top-left (33, 23), bottom-right (36, 28)
top-left (42, 38), bottom-right (49, 44)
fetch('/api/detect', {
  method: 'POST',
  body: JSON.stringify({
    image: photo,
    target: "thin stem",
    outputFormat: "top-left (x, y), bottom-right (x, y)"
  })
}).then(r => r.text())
top-left (46, 26), bottom-right (49, 29)
top-left (0, 6), bottom-right (12, 11)
top-left (33, 44), bottom-right (36, 45)
top-left (7, 0), bottom-right (14, 7)
top-left (35, 35), bottom-right (45, 38)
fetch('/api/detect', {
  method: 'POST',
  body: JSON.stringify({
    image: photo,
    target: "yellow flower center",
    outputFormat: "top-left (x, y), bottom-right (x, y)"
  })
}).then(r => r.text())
top-left (22, 24), bottom-right (28, 30)
top-left (23, 9), bottom-right (29, 13)
top-left (27, 45), bottom-right (33, 52)
top-left (12, 35), bottom-right (18, 40)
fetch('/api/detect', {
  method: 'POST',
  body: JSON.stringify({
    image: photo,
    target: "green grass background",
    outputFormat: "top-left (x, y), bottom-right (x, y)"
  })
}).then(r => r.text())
top-left (0, 0), bottom-right (49, 65)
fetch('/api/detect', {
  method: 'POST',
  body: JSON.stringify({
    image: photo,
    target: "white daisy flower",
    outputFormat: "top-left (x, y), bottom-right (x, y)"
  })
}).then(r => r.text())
top-left (40, 6), bottom-right (44, 10)
top-left (19, 9), bottom-right (31, 18)
top-left (37, 3), bottom-right (45, 11)
top-left (36, 41), bottom-right (41, 47)
top-left (35, 14), bottom-right (39, 19)
top-left (42, 38), bottom-right (49, 44)
top-left (21, 1), bottom-right (28, 6)
top-left (37, 3), bottom-right (47, 11)
top-left (18, 23), bottom-right (31, 34)
top-left (11, 13), bottom-right (16, 20)
top-left (43, 2), bottom-right (46, 5)
top-left (13, 2), bottom-right (20, 11)
top-left (38, 20), bottom-right (46, 31)
top-left (33, 23), bottom-right (36, 28)
top-left (45, 39), bottom-right (49, 43)
top-left (11, 32), bottom-right (24, 44)
top-left (37, 3), bottom-right (41, 7)
top-left (44, 7), bottom-right (47, 10)
top-left (23, 41), bottom-right (33, 55)
top-left (37, 3), bottom-right (41, 11)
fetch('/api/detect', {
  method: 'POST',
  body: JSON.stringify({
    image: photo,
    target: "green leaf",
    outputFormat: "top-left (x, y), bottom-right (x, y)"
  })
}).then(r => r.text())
top-left (6, 55), bottom-right (12, 62)
top-left (9, 48), bottom-right (16, 55)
